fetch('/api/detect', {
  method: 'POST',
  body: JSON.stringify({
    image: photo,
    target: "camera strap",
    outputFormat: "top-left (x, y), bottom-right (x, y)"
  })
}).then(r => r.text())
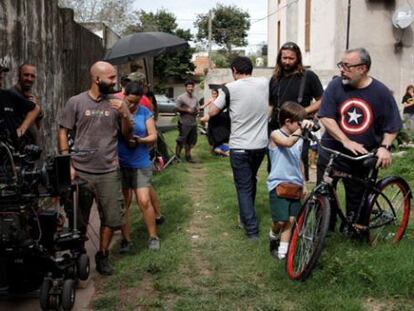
top-left (297, 70), bottom-right (308, 105)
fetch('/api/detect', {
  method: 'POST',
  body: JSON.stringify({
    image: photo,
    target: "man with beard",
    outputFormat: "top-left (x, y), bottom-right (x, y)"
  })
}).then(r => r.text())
top-left (317, 48), bottom-right (401, 234)
top-left (269, 42), bottom-right (323, 180)
top-left (175, 80), bottom-right (199, 163)
top-left (58, 61), bottom-right (132, 275)
top-left (0, 64), bottom-right (40, 145)
top-left (9, 63), bottom-right (43, 144)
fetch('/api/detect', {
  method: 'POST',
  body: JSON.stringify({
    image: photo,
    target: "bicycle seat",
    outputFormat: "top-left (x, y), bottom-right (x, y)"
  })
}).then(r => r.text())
top-left (362, 157), bottom-right (377, 170)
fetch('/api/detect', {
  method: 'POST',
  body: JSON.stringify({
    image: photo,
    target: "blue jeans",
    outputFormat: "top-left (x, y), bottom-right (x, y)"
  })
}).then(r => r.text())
top-left (230, 148), bottom-right (266, 237)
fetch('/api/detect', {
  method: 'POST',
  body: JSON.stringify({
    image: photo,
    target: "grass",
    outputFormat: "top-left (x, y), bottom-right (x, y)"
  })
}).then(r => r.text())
top-left (93, 131), bottom-right (414, 310)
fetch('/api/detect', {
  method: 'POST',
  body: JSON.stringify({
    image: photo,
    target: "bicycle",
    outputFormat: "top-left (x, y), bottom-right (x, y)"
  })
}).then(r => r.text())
top-left (286, 129), bottom-right (412, 281)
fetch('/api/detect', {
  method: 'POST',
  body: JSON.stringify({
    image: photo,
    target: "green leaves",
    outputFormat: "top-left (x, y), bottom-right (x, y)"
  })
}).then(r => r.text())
top-left (195, 4), bottom-right (250, 53)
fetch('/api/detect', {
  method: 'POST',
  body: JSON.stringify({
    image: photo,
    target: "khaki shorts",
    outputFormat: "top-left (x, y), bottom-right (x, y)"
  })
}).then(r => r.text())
top-left (121, 167), bottom-right (153, 189)
top-left (75, 169), bottom-right (125, 229)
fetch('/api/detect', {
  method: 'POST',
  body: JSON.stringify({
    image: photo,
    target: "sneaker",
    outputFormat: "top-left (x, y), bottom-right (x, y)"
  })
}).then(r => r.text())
top-left (156, 215), bottom-right (165, 225)
top-left (185, 155), bottom-right (196, 163)
top-left (95, 251), bottom-right (113, 276)
top-left (237, 216), bottom-right (245, 230)
top-left (269, 230), bottom-right (280, 256)
top-left (119, 239), bottom-right (131, 254)
top-left (247, 234), bottom-right (259, 242)
top-left (277, 253), bottom-right (286, 260)
top-left (148, 236), bottom-right (161, 251)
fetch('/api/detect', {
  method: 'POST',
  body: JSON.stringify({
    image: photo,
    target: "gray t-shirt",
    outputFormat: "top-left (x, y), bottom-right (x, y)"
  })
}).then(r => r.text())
top-left (176, 92), bottom-right (198, 126)
top-left (214, 76), bottom-right (269, 149)
top-left (59, 91), bottom-right (121, 173)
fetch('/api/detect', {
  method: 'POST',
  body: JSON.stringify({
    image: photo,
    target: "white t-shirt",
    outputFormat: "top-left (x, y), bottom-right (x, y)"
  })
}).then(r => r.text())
top-left (214, 76), bottom-right (269, 149)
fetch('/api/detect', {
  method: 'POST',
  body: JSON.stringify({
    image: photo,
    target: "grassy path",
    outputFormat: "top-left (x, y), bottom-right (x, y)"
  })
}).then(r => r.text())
top-left (92, 132), bottom-right (414, 310)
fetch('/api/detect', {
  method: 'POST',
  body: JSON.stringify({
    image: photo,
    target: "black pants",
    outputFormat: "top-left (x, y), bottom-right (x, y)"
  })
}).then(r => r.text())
top-left (316, 149), bottom-right (371, 230)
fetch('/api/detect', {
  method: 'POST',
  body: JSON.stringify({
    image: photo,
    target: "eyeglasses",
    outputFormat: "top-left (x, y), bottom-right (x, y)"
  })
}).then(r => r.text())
top-left (336, 61), bottom-right (365, 71)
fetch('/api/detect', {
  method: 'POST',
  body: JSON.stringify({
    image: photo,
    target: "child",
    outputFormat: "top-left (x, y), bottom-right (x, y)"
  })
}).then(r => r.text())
top-left (267, 101), bottom-right (312, 259)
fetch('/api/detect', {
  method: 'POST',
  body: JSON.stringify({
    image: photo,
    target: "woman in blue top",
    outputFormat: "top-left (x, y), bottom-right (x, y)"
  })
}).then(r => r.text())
top-left (118, 82), bottom-right (160, 251)
top-left (267, 101), bottom-right (312, 260)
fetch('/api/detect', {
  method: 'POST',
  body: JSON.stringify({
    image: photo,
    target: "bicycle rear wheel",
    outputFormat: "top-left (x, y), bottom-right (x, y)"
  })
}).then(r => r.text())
top-left (368, 177), bottom-right (411, 245)
top-left (286, 195), bottom-right (330, 281)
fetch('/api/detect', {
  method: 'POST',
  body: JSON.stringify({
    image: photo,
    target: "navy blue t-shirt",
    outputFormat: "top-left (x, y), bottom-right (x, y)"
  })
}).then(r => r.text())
top-left (318, 77), bottom-right (402, 152)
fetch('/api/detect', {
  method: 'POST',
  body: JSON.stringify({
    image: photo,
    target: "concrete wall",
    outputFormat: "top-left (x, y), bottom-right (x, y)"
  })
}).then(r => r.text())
top-left (0, 0), bottom-right (105, 152)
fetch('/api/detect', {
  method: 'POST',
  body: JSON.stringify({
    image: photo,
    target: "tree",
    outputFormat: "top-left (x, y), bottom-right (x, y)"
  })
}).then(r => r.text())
top-left (124, 10), bottom-right (195, 89)
top-left (123, 9), bottom-right (178, 34)
top-left (195, 4), bottom-right (250, 53)
top-left (58, 0), bottom-right (135, 34)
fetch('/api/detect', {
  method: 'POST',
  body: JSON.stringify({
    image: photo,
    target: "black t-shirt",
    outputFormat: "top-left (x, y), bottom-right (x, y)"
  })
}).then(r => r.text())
top-left (401, 94), bottom-right (414, 114)
top-left (269, 70), bottom-right (323, 129)
top-left (319, 77), bottom-right (402, 153)
top-left (0, 89), bottom-right (35, 142)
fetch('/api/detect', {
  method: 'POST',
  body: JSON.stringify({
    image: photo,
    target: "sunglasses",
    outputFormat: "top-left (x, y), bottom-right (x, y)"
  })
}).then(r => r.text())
top-left (281, 43), bottom-right (300, 51)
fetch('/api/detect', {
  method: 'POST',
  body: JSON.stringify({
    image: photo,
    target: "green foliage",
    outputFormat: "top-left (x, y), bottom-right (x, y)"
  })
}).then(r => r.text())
top-left (195, 4), bottom-right (250, 52)
top-left (211, 50), bottom-right (230, 68)
top-left (122, 9), bottom-right (178, 34)
top-left (124, 9), bottom-right (195, 84)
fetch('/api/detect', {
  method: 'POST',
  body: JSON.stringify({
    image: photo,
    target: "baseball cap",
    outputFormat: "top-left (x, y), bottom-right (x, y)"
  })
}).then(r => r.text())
top-left (127, 71), bottom-right (146, 83)
top-left (0, 65), bottom-right (9, 72)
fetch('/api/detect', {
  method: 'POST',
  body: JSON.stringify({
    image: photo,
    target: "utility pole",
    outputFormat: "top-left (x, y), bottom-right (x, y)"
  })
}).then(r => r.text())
top-left (208, 10), bottom-right (214, 69)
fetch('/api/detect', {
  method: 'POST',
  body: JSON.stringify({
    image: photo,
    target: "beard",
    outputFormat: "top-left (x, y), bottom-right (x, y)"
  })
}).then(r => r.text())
top-left (98, 81), bottom-right (115, 95)
top-left (282, 64), bottom-right (297, 74)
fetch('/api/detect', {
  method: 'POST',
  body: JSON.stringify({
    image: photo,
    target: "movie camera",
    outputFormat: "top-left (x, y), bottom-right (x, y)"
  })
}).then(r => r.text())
top-left (0, 131), bottom-right (89, 311)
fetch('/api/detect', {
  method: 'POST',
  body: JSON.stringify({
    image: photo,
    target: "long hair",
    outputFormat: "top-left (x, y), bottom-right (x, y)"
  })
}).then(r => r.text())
top-left (405, 85), bottom-right (414, 97)
top-left (273, 42), bottom-right (305, 81)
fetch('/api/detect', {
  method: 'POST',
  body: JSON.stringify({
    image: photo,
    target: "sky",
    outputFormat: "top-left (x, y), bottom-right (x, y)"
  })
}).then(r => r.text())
top-left (132, 0), bottom-right (268, 49)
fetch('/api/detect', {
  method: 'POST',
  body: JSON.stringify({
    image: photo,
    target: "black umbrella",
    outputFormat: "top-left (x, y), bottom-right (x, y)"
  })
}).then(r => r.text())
top-left (104, 32), bottom-right (189, 65)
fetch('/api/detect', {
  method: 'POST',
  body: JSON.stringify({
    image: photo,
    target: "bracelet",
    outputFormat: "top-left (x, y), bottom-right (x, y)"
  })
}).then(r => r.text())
top-left (379, 144), bottom-right (391, 151)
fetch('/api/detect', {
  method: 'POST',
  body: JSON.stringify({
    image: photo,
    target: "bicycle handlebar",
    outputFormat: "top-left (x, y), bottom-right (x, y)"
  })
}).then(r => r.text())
top-left (301, 125), bottom-right (377, 162)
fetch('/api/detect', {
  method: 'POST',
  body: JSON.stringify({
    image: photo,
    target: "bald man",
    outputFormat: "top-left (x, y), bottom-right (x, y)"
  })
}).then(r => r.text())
top-left (58, 61), bottom-right (132, 275)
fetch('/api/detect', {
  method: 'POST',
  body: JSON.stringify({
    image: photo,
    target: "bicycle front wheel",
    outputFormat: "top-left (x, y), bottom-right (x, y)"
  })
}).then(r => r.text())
top-left (286, 195), bottom-right (330, 281)
top-left (368, 177), bottom-right (411, 245)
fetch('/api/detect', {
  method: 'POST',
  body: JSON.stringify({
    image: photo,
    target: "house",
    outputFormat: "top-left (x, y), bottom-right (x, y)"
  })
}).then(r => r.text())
top-left (267, 0), bottom-right (414, 101)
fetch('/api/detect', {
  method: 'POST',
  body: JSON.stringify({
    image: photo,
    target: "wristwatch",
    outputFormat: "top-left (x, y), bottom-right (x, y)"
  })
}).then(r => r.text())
top-left (380, 144), bottom-right (391, 151)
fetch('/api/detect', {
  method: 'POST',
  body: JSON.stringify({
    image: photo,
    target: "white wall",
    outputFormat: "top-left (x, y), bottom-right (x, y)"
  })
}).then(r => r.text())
top-left (267, 0), bottom-right (278, 67)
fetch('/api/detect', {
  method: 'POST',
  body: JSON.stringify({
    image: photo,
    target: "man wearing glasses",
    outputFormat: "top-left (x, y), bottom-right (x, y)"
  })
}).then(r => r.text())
top-left (269, 42), bottom-right (324, 180)
top-left (317, 48), bottom-right (402, 234)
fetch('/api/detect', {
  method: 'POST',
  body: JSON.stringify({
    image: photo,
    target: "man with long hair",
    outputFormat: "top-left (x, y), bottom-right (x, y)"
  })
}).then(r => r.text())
top-left (269, 42), bottom-right (324, 180)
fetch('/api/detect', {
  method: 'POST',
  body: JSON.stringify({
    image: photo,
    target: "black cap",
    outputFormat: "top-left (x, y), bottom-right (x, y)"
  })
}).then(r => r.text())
top-left (0, 65), bottom-right (9, 72)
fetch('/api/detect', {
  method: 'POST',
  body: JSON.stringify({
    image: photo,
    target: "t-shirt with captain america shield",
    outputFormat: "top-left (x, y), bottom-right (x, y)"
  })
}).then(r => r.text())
top-left (318, 77), bottom-right (402, 152)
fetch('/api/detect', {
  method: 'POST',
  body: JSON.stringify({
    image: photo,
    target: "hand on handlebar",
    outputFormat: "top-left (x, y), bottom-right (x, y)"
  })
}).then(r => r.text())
top-left (375, 147), bottom-right (392, 169)
top-left (342, 140), bottom-right (368, 156)
top-left (300, 119), bottom-right (314, 130)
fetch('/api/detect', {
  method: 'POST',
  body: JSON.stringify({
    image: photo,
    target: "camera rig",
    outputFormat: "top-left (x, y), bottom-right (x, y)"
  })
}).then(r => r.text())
top-left (0, 131), bottom-right (89, 311)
